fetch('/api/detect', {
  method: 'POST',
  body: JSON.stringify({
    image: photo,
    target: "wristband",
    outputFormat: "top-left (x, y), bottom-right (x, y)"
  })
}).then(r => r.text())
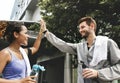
top-left (43, 30), bottom-right (47, 34)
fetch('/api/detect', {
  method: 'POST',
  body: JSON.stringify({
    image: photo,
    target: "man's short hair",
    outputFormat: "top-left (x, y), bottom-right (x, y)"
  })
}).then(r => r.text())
top-left (78, 16), bottom-right (97, 32)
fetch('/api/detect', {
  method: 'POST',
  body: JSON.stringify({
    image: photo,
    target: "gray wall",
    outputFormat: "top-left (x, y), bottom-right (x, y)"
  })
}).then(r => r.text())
top-left (38, 57), bottom-right (64, 83)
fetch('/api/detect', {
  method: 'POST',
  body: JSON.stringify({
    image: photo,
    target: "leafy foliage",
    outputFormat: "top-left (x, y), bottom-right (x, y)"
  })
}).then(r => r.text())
top-left (28, 23), bottom-right (40, 31)
top-left (38, 0), bottom-right (120, 47)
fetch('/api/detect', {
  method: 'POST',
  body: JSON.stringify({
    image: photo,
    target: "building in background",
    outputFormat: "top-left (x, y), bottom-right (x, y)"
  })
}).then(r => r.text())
top-left (10, 0), bottom-right (40, 21)
top-left (9, 0), bottom-right (77, 83)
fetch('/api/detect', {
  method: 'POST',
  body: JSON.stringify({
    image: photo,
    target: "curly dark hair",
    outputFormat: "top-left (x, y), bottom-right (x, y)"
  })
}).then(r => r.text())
top-left (3, 21), bottom-right (24, 43)
top-left (0, 21), bottom-right (8, 35)
top-left (0, 21), bottom-right (8, 29)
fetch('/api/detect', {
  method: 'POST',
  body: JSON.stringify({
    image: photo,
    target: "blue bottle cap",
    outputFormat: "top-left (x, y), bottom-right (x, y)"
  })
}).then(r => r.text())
top-left (32, 64), bottom-right (45, 71)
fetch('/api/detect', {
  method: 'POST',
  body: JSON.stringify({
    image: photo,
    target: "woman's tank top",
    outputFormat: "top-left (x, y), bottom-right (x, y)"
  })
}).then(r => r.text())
top-left (2, 48), bottom-right (27, 79)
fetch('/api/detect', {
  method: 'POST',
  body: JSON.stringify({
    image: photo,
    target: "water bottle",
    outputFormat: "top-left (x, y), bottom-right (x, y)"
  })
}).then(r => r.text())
top-left (30, 64), bottom-right (45, 80)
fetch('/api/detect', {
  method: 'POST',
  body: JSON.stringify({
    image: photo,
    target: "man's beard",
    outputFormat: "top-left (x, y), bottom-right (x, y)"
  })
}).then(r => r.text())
top-left (82, 31), bottom-right (90, 39)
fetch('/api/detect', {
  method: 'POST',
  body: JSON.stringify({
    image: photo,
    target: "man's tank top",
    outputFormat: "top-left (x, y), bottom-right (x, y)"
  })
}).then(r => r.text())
top-left (2, 48), bottom-right (27, 79)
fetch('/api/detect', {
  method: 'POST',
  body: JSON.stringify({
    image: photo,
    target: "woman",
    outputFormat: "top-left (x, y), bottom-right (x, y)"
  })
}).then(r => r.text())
top-left (0, 20), bottom-right (44, 83)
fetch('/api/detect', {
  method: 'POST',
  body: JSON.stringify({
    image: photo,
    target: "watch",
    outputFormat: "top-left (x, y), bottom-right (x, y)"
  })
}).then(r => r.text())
top-left (43, 30), bottom-right (47, 34)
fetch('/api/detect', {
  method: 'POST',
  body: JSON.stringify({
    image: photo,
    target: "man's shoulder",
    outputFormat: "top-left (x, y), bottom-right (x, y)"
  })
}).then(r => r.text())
top-left (96, 35), bottom-right (108, 38)
top-left (107, 38), bottom-right (116, 44)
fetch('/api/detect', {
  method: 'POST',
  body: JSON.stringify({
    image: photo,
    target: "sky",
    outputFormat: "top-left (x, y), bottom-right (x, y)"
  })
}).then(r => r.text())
top-left (0, 0), bottom-right (15, 20)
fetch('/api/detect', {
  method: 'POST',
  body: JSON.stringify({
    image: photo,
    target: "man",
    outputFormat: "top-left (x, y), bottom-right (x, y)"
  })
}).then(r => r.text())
top-left (41, 17), bottom-right (120, 83)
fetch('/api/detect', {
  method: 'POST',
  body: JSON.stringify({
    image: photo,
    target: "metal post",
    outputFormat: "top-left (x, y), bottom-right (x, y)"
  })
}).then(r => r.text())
top-left (64, 53), bottom-right (72, 83)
